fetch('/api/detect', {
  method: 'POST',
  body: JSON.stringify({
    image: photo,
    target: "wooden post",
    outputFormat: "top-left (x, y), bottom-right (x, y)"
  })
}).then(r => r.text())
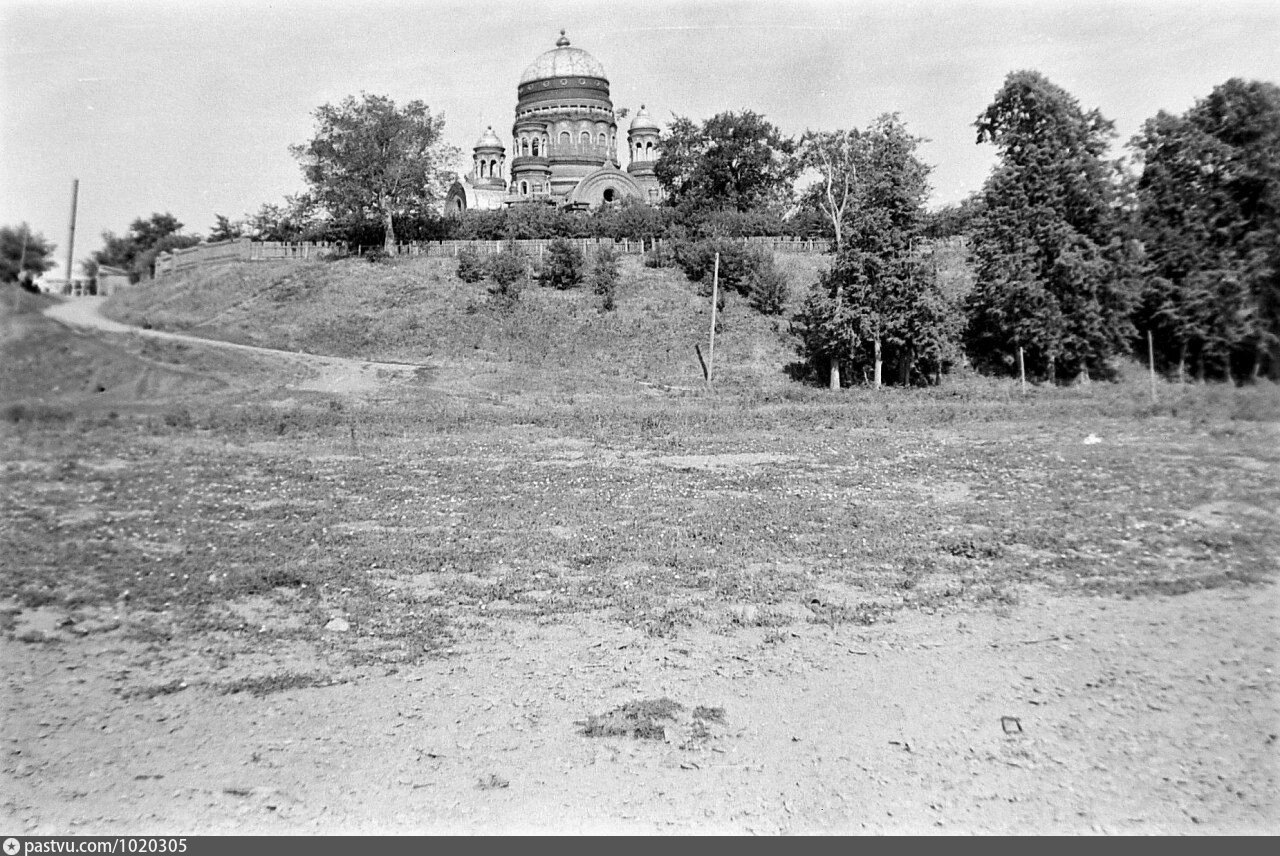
top-left (1018, 346), bottom-right (1026, 392)
top-left (873, 337), bottom-right (882, 388)
top-left (1147, 330), bottom-right (1157, 402)
top-left (706, 252), bottom-right (720, 384)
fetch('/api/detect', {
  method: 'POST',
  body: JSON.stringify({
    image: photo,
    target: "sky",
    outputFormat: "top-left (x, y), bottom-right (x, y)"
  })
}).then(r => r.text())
top-left (2, 0), bottom-right (1278, 280)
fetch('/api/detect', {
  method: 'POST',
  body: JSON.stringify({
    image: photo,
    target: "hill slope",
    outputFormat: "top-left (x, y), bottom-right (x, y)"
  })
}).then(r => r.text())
top-left (103, 254), bottom-right (832, 398)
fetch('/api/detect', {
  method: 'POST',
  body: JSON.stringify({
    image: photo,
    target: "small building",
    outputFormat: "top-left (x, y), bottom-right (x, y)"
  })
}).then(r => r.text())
top-left (95, 265), bottom-right (132, 296)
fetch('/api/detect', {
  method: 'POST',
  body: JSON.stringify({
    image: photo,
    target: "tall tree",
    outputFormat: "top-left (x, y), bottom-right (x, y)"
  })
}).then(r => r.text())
top-left (1131, 79), bottom-right (1280, 380)
top-left (965, 70), bottom-right (1140, 382)
top-left (290, 93), bottom-right (459, 252)
top-left (1, 223), bottom-right (56, 285)
top-left (654, 109), bottom-right (798, 213)
top-left (793, 115), bottom-right (960, 386)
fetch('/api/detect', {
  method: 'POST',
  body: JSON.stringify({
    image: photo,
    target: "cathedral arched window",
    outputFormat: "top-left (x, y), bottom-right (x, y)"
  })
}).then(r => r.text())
top-left (478, 160), bottom-right (487, 178)
top-left (489, 159), bottom-right (498, 176)
top-left (559, 131), bottom-right (571, 147)
top-left (521, 181), bottom-right (528, 195)
top-left (580, 131), bottom-right (590, 147)
top-left (598, 133), bottom-right (607, 147)
top-left (531, 139), bottom-right (539, 157)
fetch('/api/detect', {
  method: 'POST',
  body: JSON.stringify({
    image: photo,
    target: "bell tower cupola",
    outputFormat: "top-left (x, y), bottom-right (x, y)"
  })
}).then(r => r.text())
top-left (470, 126), bottom-right (506, 190)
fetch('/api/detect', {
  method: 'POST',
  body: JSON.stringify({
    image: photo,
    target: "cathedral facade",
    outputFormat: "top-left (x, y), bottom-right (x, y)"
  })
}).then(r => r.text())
top-left (444, 31), bottom-right (663, 215)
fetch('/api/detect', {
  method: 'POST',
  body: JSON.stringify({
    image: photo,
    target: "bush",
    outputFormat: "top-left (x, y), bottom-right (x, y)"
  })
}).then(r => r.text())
top-left (747, 258), bottom-right (790, 315)
top-left (643, 241), bottom-right (674, 268)
top-left (542, 237), bottom-right (585, 289)
top-left (589, 246), bottom-right (621, 311)
top-left (363, 246), bottom-right (391, 265)
top-left (456, 246), bottom-right (487, 283)
top-left (674, 238), bottom-right (769, 296)
top-left (487, 246), bottom-right (527, 307)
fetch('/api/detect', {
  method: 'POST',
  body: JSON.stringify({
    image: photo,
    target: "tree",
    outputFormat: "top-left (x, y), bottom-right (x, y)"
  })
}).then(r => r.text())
top-left (654, 110), bottom-right (798, 213)
top-left (208, 214), bottom-right (244, 243)
top-left (792, 115), bottom-right (957, 387)
top-left (796, 129), bottom-right (864, 255)
top-left (1131, 79), bottom-right (1280, 380)
top-left (290, 92), bottom-right (460, 252)
top-left (965, 71), bottom-right (1140, 382)
top-left (1, 223), bottom-right (56, 285)
top-left (92, 212), bottom-right (200, 282)
top-left (244, 198), bottom-right (317, 243)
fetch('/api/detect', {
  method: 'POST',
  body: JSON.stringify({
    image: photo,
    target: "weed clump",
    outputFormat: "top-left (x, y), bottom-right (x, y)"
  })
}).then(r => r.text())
top-left (579, 697), bottom-right (685, 740)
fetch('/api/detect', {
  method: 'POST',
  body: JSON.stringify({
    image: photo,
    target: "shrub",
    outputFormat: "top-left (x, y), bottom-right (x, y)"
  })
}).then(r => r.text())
top-left (643, 240), bottom-right (674, 268)
top-left (456, 246), bottom-right (487, 283)
top-left (542, 237), bottom-right (585, 289)
top-left (363, 246), bottom-right (391, 265)
top-left (747, 258), bottom-right (790, 315)
top-left (674, 238), bottom-right (769, 296)
top-left (487, 246), bottom-right (527, 307)
top-left (589, 246), bottom-right (621, 311)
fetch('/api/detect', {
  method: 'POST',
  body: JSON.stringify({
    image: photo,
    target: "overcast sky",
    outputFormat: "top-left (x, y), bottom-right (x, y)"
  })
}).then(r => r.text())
top-left (3, 0), bottom-right (1278, 279)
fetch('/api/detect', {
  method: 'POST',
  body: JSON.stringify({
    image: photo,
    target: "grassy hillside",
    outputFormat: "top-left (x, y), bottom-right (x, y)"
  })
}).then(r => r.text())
top-left (103, 254), bottom-right (832, 396)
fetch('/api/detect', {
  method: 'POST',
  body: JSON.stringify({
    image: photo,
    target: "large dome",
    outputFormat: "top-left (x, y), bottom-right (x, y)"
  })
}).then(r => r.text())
top-left (519, 31), bottom-right (607, 85)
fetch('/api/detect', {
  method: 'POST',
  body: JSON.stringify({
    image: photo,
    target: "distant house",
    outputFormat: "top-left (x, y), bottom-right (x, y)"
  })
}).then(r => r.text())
top-left (36, 260), bottom-right (95, 296)
top-left (96, 265), bottom-right (132, 296)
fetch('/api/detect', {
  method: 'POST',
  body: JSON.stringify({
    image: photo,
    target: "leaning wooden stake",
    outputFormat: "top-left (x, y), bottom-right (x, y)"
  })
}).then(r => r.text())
top-left (1018, 346), bottom-right (1027, 392)
top-left (1147, 330), bottom-right (1157, 402)
top-left (706, 252), bottom-right (720, 385)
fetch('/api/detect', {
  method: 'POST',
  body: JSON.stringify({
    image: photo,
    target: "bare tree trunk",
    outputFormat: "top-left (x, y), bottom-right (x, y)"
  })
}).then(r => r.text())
top-left (873, 338), bottom-right (882, 389)
top-left (1047, 355), bottom-right (1056, 386)
top-left (828, 275), bottom-right (843, 390)
top-left (383, 209), bottom-right (396, 253)
top-left (1178, 341), bottom-right (1187, 384)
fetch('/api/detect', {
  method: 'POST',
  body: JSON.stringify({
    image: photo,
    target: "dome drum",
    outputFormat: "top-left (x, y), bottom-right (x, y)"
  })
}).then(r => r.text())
top-left (517, 80), bottom-right (611, 111)
top-left (510, 154), bottom-right (551, 171)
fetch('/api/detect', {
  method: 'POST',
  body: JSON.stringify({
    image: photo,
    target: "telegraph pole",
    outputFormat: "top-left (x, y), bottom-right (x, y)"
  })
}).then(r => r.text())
top-left (64, 179), bottom-right (79, 295)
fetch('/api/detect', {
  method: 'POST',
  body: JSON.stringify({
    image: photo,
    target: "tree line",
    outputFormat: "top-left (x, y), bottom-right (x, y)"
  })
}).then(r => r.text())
top-left (23, 72), bottom-right (1272, 384)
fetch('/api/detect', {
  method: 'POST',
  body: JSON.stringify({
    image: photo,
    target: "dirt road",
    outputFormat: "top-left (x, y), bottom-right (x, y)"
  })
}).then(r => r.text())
top-left (44, 298), bottom-right (425, 395)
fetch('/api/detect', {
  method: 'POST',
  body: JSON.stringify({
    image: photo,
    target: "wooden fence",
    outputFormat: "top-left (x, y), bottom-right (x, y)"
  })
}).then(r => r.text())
top-left (151, 235), bottom-right (834, 279)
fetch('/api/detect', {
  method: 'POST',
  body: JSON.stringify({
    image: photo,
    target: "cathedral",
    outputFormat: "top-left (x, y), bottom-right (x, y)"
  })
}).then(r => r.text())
top-left (444, 31), bottom-right (663, 214)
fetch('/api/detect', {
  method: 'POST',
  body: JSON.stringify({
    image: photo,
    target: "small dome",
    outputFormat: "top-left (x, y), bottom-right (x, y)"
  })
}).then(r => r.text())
top-left (629, 105), bottom-right (660, 132)
top-left (519, 31), bottom-right (607, 85)
top-left (474, 126), bottom-right (504, 150)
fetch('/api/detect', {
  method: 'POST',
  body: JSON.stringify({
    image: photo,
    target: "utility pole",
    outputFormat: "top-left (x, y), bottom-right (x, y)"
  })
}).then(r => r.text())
top-left (64, 178), bottom-right (79, 296)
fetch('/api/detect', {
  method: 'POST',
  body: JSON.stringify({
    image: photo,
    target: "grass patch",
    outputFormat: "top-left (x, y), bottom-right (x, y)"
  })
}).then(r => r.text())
top-left (216, 673), bottom-right (345, 697)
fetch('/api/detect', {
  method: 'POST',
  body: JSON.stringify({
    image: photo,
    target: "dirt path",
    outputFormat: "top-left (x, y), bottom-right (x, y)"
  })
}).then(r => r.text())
top-left (3, 581), bottom-right (1276, 834)
top-left (44, 298), bottom-right (426, 395)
